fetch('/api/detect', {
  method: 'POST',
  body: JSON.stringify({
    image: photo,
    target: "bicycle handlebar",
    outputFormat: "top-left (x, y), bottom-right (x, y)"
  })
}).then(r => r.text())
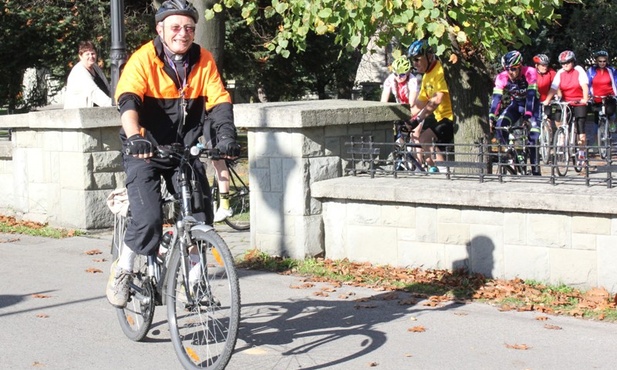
top-left (155, 143), bottom-right (223, 161)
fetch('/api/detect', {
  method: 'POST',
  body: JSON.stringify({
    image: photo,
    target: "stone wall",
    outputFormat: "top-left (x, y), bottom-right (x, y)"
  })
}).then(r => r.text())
top-left (235, 100), bottom-right (410, 259)
top-left (312, 176), bottom-right (617, 292)
top-left (0, 107), bottom-right (123, 229)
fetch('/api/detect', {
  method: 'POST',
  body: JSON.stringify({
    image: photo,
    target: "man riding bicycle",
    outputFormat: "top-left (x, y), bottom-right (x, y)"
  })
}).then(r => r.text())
top-left (489, 50), bottom-right (541, 175)
top-left (106, 0), bottom-right (240, 308)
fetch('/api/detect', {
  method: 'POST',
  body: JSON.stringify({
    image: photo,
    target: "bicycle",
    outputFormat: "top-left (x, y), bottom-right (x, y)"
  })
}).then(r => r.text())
top-left (538, 104), bottom-right (553, 164)
top-left (110, 144), bottom-right (240, 370)
top-left (551, 100), bottom-right (583, 176)
top-left (593, 95), bottom-right (615, 159)
top-left (494, 120), bottom-right (530, 175)
top-left (209, 158), bottom-right (250, 231)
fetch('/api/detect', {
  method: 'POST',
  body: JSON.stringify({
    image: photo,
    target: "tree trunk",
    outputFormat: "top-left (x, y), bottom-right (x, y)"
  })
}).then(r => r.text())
top-left (443, 53), bottom-right (493, 170)
top-left (194, 0), bottom-right (226, 68)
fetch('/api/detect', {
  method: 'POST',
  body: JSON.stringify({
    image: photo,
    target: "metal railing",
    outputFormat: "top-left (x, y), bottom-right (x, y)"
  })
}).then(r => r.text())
top-left (345, 136), bottom-right (617, 188)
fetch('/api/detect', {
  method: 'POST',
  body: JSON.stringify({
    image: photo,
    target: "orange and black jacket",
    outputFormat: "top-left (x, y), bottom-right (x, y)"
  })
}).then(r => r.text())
top-left (115, 36), bottom-right (234, 147)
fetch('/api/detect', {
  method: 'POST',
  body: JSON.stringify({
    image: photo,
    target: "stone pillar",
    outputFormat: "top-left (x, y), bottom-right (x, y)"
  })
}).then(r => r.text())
top-left (234, 100), bottom-right (409, 258)
top-left (0, 107), bottom-right (123, 229)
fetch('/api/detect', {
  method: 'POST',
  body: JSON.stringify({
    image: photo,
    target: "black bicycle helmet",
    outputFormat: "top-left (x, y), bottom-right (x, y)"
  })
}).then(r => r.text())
top-left (155, 0), bottom-right (199, 24)
top-left (594, 50), bottom-right (609, 59)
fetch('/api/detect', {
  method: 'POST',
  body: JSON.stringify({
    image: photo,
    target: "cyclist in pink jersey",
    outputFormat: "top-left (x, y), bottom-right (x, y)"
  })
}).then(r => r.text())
top-left (543, 50), bottom-right (589, 161)
top-left (489, 50), bottom-right (541, 175)
top-left (587, 50), bottom-right (617, 130)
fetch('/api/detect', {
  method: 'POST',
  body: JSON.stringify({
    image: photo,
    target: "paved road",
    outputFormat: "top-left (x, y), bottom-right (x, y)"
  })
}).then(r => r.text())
top-left (1, 226), bottom-right (617, 370)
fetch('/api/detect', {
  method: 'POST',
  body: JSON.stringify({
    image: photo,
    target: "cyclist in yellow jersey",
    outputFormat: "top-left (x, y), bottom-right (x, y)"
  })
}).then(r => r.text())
top-left (407, 40), bottom-right (455, 173)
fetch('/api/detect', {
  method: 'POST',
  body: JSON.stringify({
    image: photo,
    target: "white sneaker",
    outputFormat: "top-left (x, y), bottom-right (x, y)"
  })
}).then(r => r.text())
top-left (106, 260), bottom-right (131, 308)
top-left (213, 207), bottom-right (233, 222)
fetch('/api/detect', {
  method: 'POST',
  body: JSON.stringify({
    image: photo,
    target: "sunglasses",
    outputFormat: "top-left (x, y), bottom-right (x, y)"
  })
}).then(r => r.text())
top-left (506, 66), bottom-right (520, 71)
top-left (168, 24), bottom-right (196, 34)
top-left (560, 61), bottom-right (573, 66)
top-left (397, 73), bottom-right (408, 78)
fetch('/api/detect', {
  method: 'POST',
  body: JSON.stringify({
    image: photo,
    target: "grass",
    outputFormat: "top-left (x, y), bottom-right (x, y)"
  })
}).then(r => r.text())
top-left (238, 249), bottom-right (617, 322)
top-left (0, 216), bottom-right (82, 238)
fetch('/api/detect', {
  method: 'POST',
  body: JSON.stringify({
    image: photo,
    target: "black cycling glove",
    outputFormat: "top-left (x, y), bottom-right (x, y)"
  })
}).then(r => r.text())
top-left (216, 135), bottom-right (241, 157)
top-left (125, 134), bottom-right (153, 155)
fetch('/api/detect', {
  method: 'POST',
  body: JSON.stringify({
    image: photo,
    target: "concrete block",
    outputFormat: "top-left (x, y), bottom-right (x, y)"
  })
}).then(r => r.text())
top-left (527, 212), bottom-right (570, 248)
top-left (252, 130), bottom-right (295, 157)
top-left (573, 215), bottom-right (610, 235)
top-left (597, 236), bottom-right (617, 291)
top-left (268, 157), bottom-right (284, 192)
top-left (549, 248), bottom-right (597, 288)
top-left (59, 188), bottom-right (87, 229)
top-left (438, 207), bottom-right (461, 224)
top-left (92, 151), bottom-right (123, 172)
top-left (59, 152), bottom-right (91, 189)
top-left (503, 212), bottom-right (526, 245)
top-left (42, 130), bottom-right (63, 151)
top-left (302, 127), bottom-right (325, 157)
top-left (416, 206), bottom-right (437, 242)
top-left (347, 224), bottom-right (397, 265)
top-left (442, 243), bottom-right (471, 272)
top-left (324, 136), bottom-right (341, 157)
top-left (323, 202), bottom-right (347, 260)
top-left (398, 241), bottom-right (443, 269)
top-left (92, 172), bottom-right (115, 190)
top-left (572, 233), bottom-right (597, 251)
top-left (462, 208), bottom-right (503, 226)
top-left (252, 191), bottom-right (284, 234)
top-left (347, 202), bottom-right (381, 225)
top-left (437, 222), bottom-right (470, 245)
top-left (503, 244), bottom-right (550, 282)
top-left (381, 205), bottom-right (415, 228)
top-left (295, 214), bottom-right (324, 257)
top-left (26, 148), bottom-right (44, 183)
top-left (101, 126), bottom-right (122, 151)
top-left (85, 189), bottom-right (115, 229)
top-left (468, 234), bottom-right (502, 278)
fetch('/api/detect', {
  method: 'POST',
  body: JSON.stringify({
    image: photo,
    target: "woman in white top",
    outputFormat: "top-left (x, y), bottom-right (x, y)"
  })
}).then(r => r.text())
top-left (380, 56), bottom-right (421, 104)
top-left (64, 41), bottom-right (112, 108)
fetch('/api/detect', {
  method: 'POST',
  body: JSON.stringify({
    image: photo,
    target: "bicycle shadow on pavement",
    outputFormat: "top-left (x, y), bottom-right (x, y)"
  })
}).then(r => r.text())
top-left (231, 269), bottom-right (470, 369)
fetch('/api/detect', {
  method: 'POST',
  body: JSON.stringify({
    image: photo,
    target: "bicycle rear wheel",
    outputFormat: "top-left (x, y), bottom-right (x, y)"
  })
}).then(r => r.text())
top-left (115, 244), bottom-right (155, 341)
top-left (598, 117), bottom-right (609, 159)
top-left (553, 127), bottom-right (569, 176)
top-left (167, 228), bottom-right (240, 370)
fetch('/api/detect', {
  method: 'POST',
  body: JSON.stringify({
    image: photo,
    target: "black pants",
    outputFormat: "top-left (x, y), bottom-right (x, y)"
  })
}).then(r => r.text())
top-left (122, 155), bottom-right (213, 256)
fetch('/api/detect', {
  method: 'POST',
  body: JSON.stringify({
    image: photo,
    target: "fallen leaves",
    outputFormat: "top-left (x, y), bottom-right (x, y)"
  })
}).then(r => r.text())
top-left (36, 313), bottom-right (49, 318)
top-left (408, 325), bottom-right (426, 333)
top-left (505, 343), bottom-right (531, 350)
top-left (85, 267), bottom-right (103, 274)
top-left (84, 249), bottom-right (102, 255)
top-left (544, 324), bottom-right (562, 330)
top-left (32, 294), bottom-right (51, 299)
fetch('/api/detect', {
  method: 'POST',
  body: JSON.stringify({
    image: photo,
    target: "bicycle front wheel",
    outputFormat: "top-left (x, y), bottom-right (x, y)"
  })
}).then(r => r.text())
top-left (539, 120), bottom-right (552, 163)
top-left (115, 247), bottom-right (155, 341)
top-left (598, 117), bottom-right (609, 159)
top-left (167, 228), bottom-right (240, 370)
top-left (553, 127), bottom-right (569, 176)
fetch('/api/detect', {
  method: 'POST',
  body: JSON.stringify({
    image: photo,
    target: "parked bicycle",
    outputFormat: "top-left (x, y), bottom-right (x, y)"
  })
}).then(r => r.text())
top-left (209, 158), bottom-right (250, 231)
top-left (551, 100), bottom-right (583, 176)
top-left (494, 120), bottom-right (530, 175)
top-left (110, 144), bottom-right (240, 370)
top-left (594, 95), bottom-right (615, 159)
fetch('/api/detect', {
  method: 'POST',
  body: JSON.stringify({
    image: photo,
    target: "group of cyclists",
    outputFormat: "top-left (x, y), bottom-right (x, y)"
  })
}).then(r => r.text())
top-left (382, 43), bottom-right (617, 176)
top-left (381, 40), bottom-right (454, 173)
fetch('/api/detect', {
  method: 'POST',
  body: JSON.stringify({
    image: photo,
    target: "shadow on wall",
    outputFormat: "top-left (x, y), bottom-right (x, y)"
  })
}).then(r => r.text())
top-left (453, 235), bottom-right (495, 279)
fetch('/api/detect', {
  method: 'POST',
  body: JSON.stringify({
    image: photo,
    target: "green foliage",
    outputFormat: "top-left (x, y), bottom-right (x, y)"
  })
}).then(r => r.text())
top-left (210, 0), bottom-right (564, 65)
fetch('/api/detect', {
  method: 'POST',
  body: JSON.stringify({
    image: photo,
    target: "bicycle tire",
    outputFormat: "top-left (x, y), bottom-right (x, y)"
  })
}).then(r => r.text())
top-left (553, 127), bottom-right (569, 176)
top-left (598, 117), bottom-right (609, 159)
top-left (539, 120), bottom-right (552, 163)
top-left (223, 165), bottom-right (250, 231)
top-left (167, 228), bottom-right (240, 370)
top-left (115, 244), bottom-right (156, 342)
